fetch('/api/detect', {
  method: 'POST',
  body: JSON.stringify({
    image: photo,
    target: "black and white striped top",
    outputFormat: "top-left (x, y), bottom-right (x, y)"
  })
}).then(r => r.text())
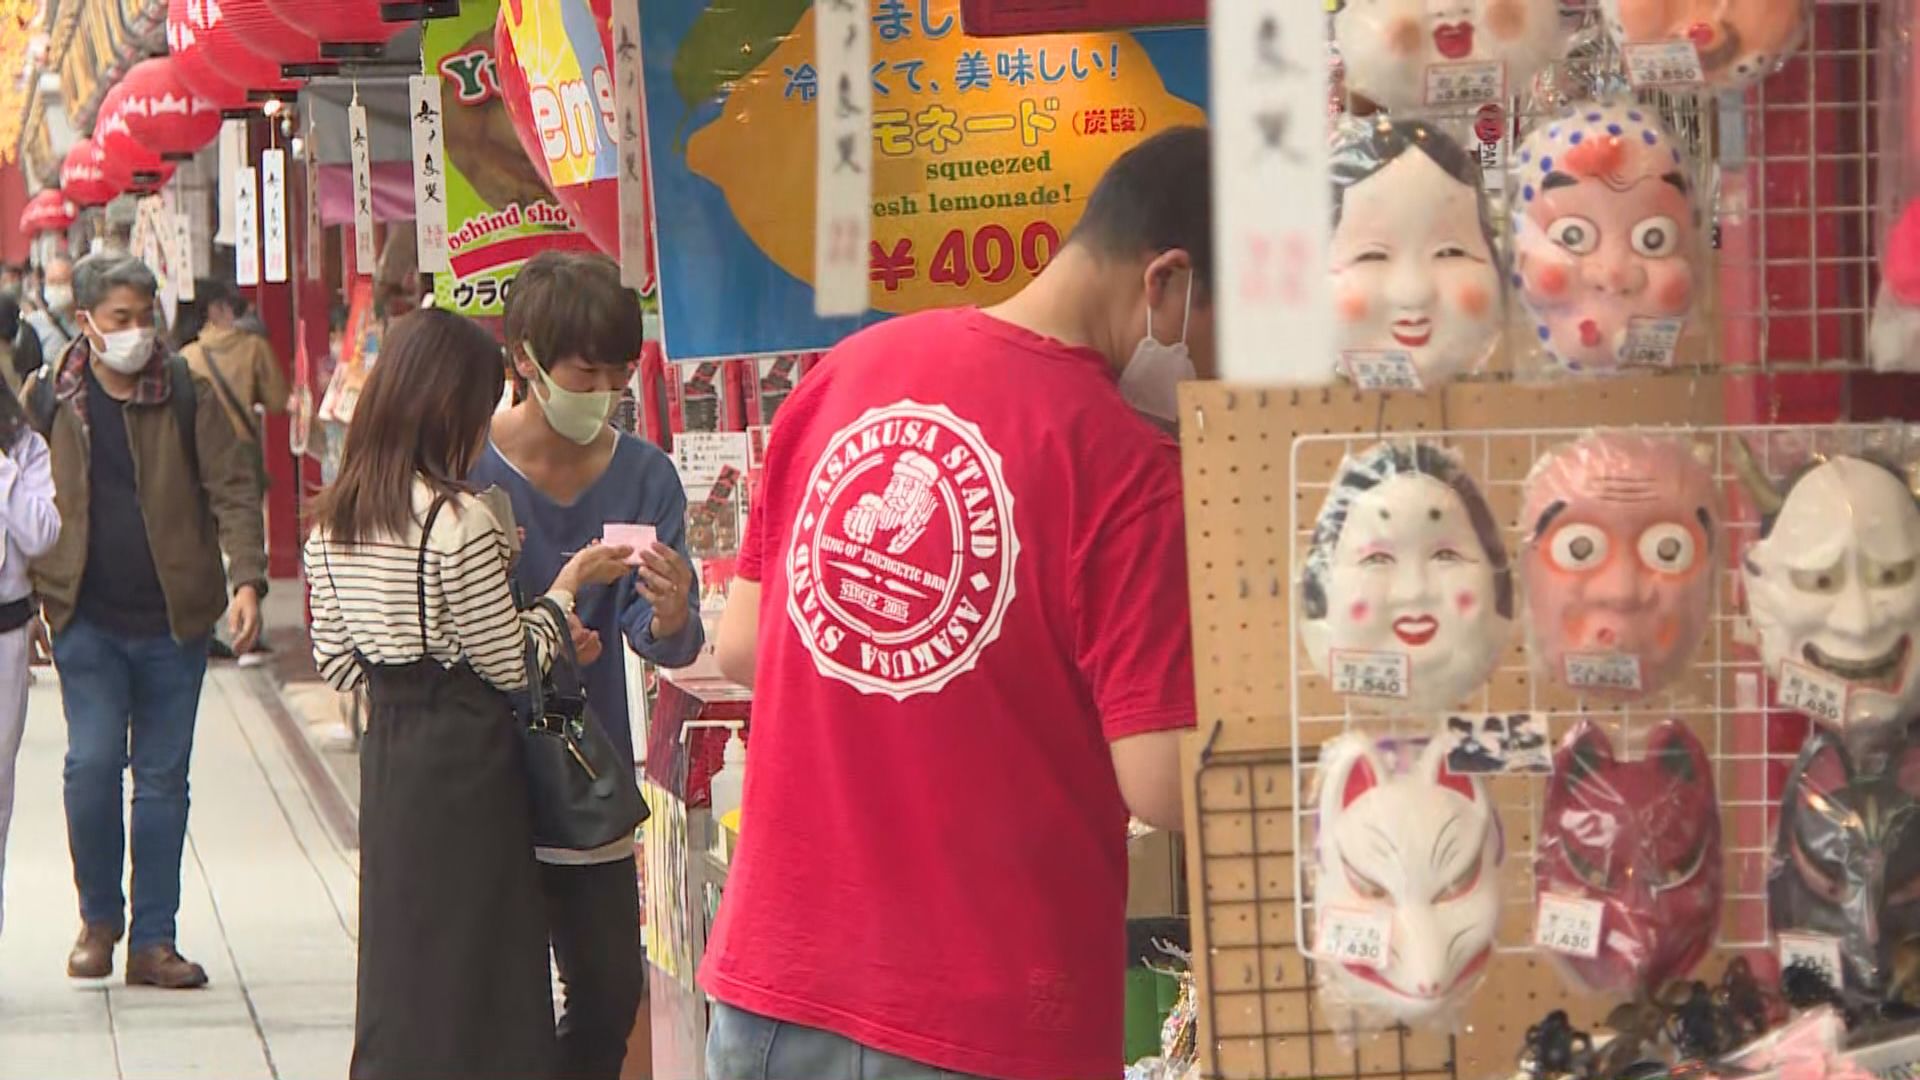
top-left (305, 481), bottom-right (572, 694)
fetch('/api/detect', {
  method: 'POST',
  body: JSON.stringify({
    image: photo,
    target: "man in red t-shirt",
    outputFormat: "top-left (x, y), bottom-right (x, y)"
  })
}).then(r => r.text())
top-left (704, 127), bottom-right (1212, 1080)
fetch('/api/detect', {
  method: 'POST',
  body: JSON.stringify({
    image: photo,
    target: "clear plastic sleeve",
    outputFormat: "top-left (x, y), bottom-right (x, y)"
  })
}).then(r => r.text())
top-left (1871, 0), bottom-right (1920, 373)
top-left (1311, 734), bottom-right (1502, 1030)
top-left (1534, 720), bottom-right (1722, 997)
top-left (1518, 432), bottom-right (1720, 701)
top-left (1510, 101), bottom-right (1703, 375)
top-left (1601, 0), bottom-right (1811, 91)
top-left (1330, 117), bottom-right (1504, 389)
top-left (1300, 442), bottom-right (1515, 714)
top-left (1331, 0), bottom-right (1570, 115)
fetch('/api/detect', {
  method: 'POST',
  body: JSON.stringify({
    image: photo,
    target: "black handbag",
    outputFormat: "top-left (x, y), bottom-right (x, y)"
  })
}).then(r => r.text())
top-left (521, 598), bottom-right (649, 851)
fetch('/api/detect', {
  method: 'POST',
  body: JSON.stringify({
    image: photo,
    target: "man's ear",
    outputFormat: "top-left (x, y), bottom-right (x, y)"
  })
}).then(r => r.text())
top-left (1142, 248), bottom-right (1193, 311)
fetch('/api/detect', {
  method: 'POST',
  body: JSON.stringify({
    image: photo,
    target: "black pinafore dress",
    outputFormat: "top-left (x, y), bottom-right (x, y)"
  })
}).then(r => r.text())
top-left (348, 496), bottom-right (556, 1080)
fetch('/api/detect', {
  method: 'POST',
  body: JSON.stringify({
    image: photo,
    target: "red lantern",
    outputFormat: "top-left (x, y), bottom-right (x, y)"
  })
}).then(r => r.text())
top-left (95, 84), bottom-right (172, 190)
top-left (19, 190), bottom-right (76, 235)
top-left (177, 0), bottom-right (301, 99)
top-left (116, 58), bottom-right (224, 160)
top-left (225, 0), bottom-right (332, 79)
top-left (169, 0), bottom-right (252, 113)
top-left (262, 0), bottom-right (403, 59)
top-left (61, 139), bottom-right (119, 207)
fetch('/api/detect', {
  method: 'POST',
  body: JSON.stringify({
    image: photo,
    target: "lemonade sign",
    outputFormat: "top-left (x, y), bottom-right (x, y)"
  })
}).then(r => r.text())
top-left (641, 0), bottom-right (1207, 359)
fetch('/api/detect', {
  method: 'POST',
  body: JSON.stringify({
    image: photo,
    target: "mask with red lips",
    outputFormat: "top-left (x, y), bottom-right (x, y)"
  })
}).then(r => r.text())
top-left (1604, 0), bottom-right (1811, 91)
top-left (1333, 0), bottom-right (1568, 114)
top-left (1537, 721), bottom-right (1721, 996)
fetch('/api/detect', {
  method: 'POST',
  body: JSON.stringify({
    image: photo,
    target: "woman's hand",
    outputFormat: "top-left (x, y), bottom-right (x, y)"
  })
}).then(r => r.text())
top-left (553, 543), bottom-right (633, 596)
top-left (637, 543), bottom-right (695, 639)
top-left (567, 612), bottom-right (604, 666)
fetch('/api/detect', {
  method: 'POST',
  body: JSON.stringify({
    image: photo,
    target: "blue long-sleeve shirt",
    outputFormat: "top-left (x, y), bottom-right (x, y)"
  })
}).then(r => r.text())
top-left (470, 435), bottom-right (704, 765)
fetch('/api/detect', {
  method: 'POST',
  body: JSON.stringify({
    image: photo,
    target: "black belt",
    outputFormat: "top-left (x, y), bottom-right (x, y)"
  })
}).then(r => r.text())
top-left (0, 598), bottom-right (33, 634)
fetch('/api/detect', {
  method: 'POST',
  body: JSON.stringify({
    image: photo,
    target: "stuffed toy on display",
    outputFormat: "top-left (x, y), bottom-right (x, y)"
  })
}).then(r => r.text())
top-left (1332, 0), bottom-right (1567, 114)
top-left (1770, 731), bottom-right (1920, 1001)
top-left (1512, 102), bottom-right (1700, 373)
top-left (1869, 203), bottom-right (1920, 373)
top-left (1736, 449), bottom-right (1920, 731)
top-left (1331, 118), bottom-right (1504, 388)
top-left (1301, 443), bottom-right (1515, 713)
top-left (1535, 722), bottom-right (1721, 996)
top-left (1520, 433), bottom-right (1720, 700)
top-left (1602, 0), bottom-right (1811, 91)
top-left (1314, 735), bottom-right (1503, 1025)
top-left (1870, 11), bottom-right (1920, 373)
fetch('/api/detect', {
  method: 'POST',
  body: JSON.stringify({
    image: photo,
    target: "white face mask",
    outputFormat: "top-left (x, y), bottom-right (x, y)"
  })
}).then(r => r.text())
top-left (86, 315), bottom-right (156, 375)
top-left (43, 283), bottom-right (73, 313)
top-left (1119, 273), bottom-right (1196, 424)
top-left (528, 348), bottom-right (617, 445)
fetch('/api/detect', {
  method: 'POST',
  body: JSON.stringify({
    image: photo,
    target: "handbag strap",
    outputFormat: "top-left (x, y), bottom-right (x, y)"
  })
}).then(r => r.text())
top-left (416, 494), bottom-right (450, 657)
top-left (523, 595), bottom-right (585, 714)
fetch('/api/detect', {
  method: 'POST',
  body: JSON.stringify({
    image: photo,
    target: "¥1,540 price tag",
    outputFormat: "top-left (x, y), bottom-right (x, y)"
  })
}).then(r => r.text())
top-left (1563, 652), bottom-right (1643, 693)
top-left (1778, 932), bottom-right (1844, 986)
top-left (1318, 906), bottom-right (1392, 971)
top-left (1779, 661), bottom-right (1850, 726)
top-left (1341, 350), bottom-right (1423, 392)
top-left (1535, 893), bottom-right (1605, 959)
top-left (1330, 649), bottom-right (1411, 700)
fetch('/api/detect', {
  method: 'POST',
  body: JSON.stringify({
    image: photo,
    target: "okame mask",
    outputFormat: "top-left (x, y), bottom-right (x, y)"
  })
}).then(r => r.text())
top-left (1334, 0), bottom-right (1568, 114)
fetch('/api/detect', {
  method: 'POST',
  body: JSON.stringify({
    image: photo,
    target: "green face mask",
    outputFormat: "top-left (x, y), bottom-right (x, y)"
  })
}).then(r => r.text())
top-left (528, 349), bottom-right (616, 445)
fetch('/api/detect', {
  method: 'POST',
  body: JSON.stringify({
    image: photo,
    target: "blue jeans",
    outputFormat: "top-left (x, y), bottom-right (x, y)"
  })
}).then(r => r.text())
top-left (706, 1003), bottom-right (992, 1080)
top-left (52, 617), bottom-right (208, 950)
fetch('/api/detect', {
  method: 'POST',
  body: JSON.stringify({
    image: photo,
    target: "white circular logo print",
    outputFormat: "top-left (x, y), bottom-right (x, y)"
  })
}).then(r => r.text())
top-left (786, 400), bottom-right (1021, 700)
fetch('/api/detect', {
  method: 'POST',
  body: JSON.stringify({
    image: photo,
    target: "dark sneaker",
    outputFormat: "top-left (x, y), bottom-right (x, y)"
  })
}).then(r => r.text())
top-left (67, 923), bottom-right (122, 979)
top-left (126, 944), bottom-right (209, 989)
top-left (209, 639), bottom-right (237, 660)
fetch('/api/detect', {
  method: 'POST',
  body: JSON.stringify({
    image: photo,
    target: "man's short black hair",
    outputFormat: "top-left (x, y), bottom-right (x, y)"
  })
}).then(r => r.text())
top-left (1066, 126), bottom-right (1213, 292)
top-left (504, 250), bottom-right (644, 371)
top-left (197, 277), bottom-right (245, 316)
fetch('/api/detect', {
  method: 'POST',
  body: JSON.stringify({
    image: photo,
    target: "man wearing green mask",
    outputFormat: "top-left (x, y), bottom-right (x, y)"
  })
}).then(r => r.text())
top-left (469, 250), bottom-right (702, 1080)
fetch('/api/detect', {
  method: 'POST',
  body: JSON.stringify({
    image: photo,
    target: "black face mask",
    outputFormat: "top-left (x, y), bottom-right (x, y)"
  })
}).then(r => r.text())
top-left (1771, 731), bottom-right (1920, 1000)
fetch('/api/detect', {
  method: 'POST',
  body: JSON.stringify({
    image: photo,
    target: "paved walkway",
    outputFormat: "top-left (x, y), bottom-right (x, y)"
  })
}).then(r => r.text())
top-left (0, 665), bottom-right (359, 1079)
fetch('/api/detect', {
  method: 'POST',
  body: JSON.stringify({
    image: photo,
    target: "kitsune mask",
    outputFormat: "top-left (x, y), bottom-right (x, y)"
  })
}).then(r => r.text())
top-left (1537, 721), bottom-right (1721, 995)
top-left (1521, 434), bottom-right (1719, 699)
top-left (1771, 732), bottom-right (1920, 997)
top-left (1512, 102), bottom-right (1698, 372)
top-left (1302, 443), bottom-right (1515, 713)
top-left (1333, 0), bottom-right (1566, 114)
top-left (1603, 0), bottom-right (1810, 90)
top-left (1737, 451), bottom-right (1920, 729)
top-left (1316, 736), bottom-right (1503, 1023)
top-left (1331, 119), bottom-right (1503, 387)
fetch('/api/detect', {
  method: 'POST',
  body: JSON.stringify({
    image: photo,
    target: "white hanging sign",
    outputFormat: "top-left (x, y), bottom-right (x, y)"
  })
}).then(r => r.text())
top-left (262, 148), bottom-right (288, 283)
top-left (408, 74), bottom-right (452, 274)
top-left (349, 101), bottom-right (376, 275)
top-left (305, 104), bottom-right (323, 282)
top-left (173, 210), bottom-right (196, 301)
top-left (811, 0), bottom-right (872, 317)
top-left (235, 166), bottom-right (260, 287)
top-left (611, 0), bottom-right (652, 294)
top-left (1209, 1), bottom-right (1335, 385)
top-left (217, 119), bottom-right (245, 245)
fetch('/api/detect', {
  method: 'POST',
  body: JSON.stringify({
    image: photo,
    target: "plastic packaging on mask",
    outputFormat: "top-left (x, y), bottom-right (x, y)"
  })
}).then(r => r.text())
top-left (1310, 734), bottom-right (1503, 1030)
top-left (1330, 117), bottom-right (1504, 390)
top-left (1300, 442), bottom-right (1515, 715)
top-left (1332, 0), bottom-right (1569, 116)
top-left (1509, 101), bottom-right (1703, 376)
top-left (1601, 0), bottom-right (1811, 92)
top-left (1519, 433), bottom-right (1721, 701)
top-left (1869, 0), bottom-right (1920, 373)
top-left (1731, 442), bottom-right (1920, 732)
top-left (1533, 720), bottom-right (1721, 997)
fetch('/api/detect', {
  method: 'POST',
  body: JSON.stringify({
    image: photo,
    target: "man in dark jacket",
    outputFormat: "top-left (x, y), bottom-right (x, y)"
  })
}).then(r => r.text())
top-left (28, 252), bottom-right (268, 990)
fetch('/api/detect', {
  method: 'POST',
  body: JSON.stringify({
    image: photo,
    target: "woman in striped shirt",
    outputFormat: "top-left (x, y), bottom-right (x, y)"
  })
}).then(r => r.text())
top-left (304, 309), bottom-right (631, 1080)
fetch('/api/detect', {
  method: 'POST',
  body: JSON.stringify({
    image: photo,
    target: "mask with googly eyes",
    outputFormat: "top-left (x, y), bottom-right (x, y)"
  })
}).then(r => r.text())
top-left (1332, 0), bottom-right (1568, 115)
top-left (1511, 102), bottom-right (1700, 373)
top-left (1603, 0), bottom-right (1811, 91)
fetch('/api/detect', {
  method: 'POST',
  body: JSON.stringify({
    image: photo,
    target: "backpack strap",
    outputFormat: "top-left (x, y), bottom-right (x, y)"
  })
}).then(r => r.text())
top-left (166, 355), bottom-right (202, 485)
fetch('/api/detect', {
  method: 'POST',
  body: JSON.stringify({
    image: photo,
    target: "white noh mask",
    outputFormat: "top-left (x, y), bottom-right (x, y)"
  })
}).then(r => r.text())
top-left (1334, 0), bottom-right (1568, 114)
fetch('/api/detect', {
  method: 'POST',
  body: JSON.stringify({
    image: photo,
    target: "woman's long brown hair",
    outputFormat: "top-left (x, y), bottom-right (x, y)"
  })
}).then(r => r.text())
top-left (308, 308), bottom-right (505, 545)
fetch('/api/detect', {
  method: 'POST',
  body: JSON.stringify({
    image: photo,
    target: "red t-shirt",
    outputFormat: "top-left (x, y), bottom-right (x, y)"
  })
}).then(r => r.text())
top-left (700, 307), bottom-right (1197, 1080)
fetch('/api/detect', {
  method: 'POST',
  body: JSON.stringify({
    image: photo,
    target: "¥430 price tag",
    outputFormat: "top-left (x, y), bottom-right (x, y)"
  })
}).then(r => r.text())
top-left (1779, 661), bottom-right (1850, 726)
top-left (1330, 649), bottom-right (1411, 700)
top-left (1535, 893), bottom-right (1605, 959)
top-left (1778, 932), bottom-right (1843, 986)
top-left (1563, 653), bottom-right (1643, 693)
top-left (1341, 350), bottom-right (1423, 392)
top-left (1318, 906), bottom-right (1393, 971)
top-left (1623, 316), bottom-right (1686, 368)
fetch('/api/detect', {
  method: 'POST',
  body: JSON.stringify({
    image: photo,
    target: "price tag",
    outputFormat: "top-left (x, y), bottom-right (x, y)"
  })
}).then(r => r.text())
top-left (1623, 317), bottom-right (1686, 368)
top-left (1341, 350), bottom-right (1424, 392)
top-left (1778, 932), bottom-right (1844, 986)
top-left (1563, 652), bottom-right (1644, 693)
top-left (1625, 41), bottom-right (1707, 89)
top-left (1318, 906), bottom-right (1392, 971)
top-left (1535, 893), bottom-right (1605, 959)
top-left (1780, 661), bottom-right (1850, 726)
top-left (1330, 649), bottom-right (1411, 700)
top-left (1424, 61), bottom-right (1506, 108)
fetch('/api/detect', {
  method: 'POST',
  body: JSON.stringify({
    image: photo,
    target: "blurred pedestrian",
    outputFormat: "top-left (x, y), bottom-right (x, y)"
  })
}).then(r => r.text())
top-left (25, 255), bottom-right (76, 357)
top-left (0, 375), bottom-right (59, 943)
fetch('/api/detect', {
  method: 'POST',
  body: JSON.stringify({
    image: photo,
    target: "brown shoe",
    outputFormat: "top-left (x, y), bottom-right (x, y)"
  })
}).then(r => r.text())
top-left (125, 944), bottom-right (209, 989)
top-left (67, 923), bottom-right (121, 979)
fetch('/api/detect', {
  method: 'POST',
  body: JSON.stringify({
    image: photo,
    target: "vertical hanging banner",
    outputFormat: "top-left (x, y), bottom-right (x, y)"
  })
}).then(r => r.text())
top-left (173, 210), bottom-right (196, 301)
top-left (409, 74), bottom-right (453, 274)
top-left (1209, 1), bottom-right (1334, 384)
top-left (811, 0), bottom-right (874, 317)
top-left (263, 148), bottom-right (289, 283)
top-left (217, 120), bottom-right (245, 245)
top-left (349, 100), bottom-right (377, 274)
top-left (610, 0), bottom-right (654, 294)
top-left (305, 102), bottom-right (323, 282)
top-left (235, 165), bottom-right (261, 287)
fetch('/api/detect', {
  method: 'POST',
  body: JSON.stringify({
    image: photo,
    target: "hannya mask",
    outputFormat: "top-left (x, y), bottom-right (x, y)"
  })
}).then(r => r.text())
top-left (1520, 434), bottom-right (1719, 699)
top-left (1537, 722), bottom-right (1721, 995)
top-left (1512, 102), bottom-right (1699, 372)
top-left (1302, 444), bottom-right (1515, 713)
top-left (1771, 732), bottom-right (1920, 998)
top-left (1316, 735), bottom-right (1502, 1023)
top-left (1331, 119), bottom-right (1503, 387)
top-left (1333, 0), bottom-right (1566, 114)
top-left (1737, 450), bottom-right (1920, 729)
top-left (1603, 0), bottom-right (1810, 91)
